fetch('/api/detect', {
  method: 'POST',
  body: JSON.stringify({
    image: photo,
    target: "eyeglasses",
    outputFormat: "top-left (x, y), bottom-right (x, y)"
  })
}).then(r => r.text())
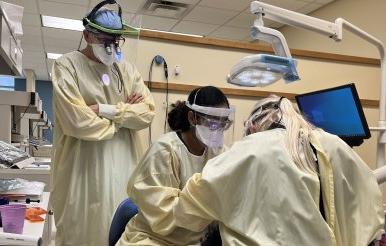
top-left (197, 113), bottom-right (233, 131)
top-left (92, 33), bottom-right (126, 47)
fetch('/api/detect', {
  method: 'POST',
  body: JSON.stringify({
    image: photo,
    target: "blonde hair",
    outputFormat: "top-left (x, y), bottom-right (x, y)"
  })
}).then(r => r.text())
top-left (246, 95), bottom-right (317, 173)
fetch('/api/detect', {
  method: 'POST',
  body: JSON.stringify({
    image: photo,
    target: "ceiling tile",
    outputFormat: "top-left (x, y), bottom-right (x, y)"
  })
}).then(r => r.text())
top-left (184, 6), bottom-right (239, 25)
top-left (264, 19), bottom-right (284, 29)
top-left (22, 61), bottom-right (46, 70)
top-left (297, 3), bottom-right (324, 14)
top-left (39, 0), bottom-right (87, 19)
top-left (21, 39), bottom-right (43, 52)
top-left (44, 37), bottom-right (79, 49)
top-left (22, 13), bottom-right (41, 27)
top-left (199, 0), bottom-right (251, 11)
top-left (3, 0), bottom-right (38, 14)
top-left (209, 26), bottom-right (250, 41)
top-left (45, 43), bottom-right (85, 55)
top-left (172, 21), bottom-right (219, 36)
top-left (227, 13), bottom-right (283, 29)
top-left (42, 27), bottom-right (82, 41)
top-left (122, 12), bottom-right (143, 27)
top-left (22, 42), bottom-right (44, 52)
top-left (23, 26), bottom-right (41, 37)
top-left (23, 50), bottom-right (45, 60)
top-left (43, 0), bottom-right (88, 6)
top-left (45, 45), bottom-right (75, 54)
top-left (169, 0), bottom-right (200, 4)
top-left (141, 15), bottom-right (178, 31)
top-left (314, 0), bottom-right (335, 4)
top-left (21, 36), bottom-right (43, 51)
top-left (90, 0), bottom-right (146, 13)
top-left (44, 37), bottom-right (80, 54)
top-left (226, 13), bottom-right (255, 28)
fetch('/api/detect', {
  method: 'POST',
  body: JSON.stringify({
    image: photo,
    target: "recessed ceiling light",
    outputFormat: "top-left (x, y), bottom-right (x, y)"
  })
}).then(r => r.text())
top-left (141, 28), bottom-right (203, 38)
top-left (41, 15), bottom-right (84, 31)
top-left (41, 15), bottom-right (203, 38)
top-left (47, 53), bottom-right (63, 60)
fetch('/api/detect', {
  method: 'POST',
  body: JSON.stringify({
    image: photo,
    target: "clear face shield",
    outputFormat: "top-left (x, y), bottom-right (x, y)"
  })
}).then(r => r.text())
top-left (90, 32), bottom-right (126, 59)
top-left (88, 18), bottom-right (140, 66)
top-left (122, 14), bottom-right (141, 66)
top-left (186, 102), bottom-right (235, 148)
top-left (244, 97), bottom-right (284, 136)
top-left (83, 1), bottom-right (141, 65)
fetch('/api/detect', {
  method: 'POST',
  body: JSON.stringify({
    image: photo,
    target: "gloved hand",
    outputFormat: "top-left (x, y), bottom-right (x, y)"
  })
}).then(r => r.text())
top-left (25, 207), bottom-right (47, 222)
top-left (89, 104), bottom-right (99, 114)
top-left (126, 93), bottom-right (143, 104)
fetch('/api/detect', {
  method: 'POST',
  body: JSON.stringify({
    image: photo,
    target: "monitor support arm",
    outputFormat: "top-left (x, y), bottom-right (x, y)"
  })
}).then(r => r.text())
top-left (251, 1), bottom-right (386, 171)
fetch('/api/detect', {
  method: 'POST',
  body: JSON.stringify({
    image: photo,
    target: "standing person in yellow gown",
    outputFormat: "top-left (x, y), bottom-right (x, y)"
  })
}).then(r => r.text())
top-left (51, 2), bottom-right (155, 245)
top-left (118, 86), bottom-right (234, 245)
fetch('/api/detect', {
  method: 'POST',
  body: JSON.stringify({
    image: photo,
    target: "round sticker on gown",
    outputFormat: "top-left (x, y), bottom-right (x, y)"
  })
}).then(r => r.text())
top-left (102, 74), bottom-right (110, 86)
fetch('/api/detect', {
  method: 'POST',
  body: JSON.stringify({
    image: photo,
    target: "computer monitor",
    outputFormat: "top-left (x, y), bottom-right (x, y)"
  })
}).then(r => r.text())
top-left (295, 83), bottom-right (370, 147)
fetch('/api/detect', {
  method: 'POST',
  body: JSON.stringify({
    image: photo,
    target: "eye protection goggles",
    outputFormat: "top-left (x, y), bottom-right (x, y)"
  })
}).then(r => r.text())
top-left (196, 113), bottom-right (233, 131)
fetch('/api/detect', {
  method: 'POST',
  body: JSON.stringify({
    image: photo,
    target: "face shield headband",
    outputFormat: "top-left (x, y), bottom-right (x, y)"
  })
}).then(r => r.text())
top-left (83, 1), bottom-right (140, 58)
top-left (186, 89), bottom-right (235, 132)
top-left (244, 97), bottom-right (284, 135)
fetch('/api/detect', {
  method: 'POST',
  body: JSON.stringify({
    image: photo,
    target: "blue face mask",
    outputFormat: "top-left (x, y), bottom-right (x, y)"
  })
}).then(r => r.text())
top-left (115, 51), bottom-right (123, 62)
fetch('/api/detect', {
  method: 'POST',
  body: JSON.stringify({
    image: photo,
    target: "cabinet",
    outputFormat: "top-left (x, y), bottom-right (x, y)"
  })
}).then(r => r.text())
top-left (0, 7), bottom-right (23, 76)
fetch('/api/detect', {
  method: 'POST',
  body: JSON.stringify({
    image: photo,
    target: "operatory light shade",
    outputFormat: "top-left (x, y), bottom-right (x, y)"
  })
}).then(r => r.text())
top-left (227, 54), bottom-right (300, 87)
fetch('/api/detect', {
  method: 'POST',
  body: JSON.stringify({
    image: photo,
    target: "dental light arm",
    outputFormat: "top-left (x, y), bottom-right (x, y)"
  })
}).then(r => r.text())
top-left (252, 25), bottom-right (292, 57)
top-left (251, 1), bottom-right (339, 39)
top-left (251, 1), bottom-right (386, 180)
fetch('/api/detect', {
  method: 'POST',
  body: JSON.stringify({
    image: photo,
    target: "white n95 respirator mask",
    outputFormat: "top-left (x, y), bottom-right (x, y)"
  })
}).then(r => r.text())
top-left (91, 43), bottom-right (117, 66)
top-left (195, 125), bottom-right (224, 148)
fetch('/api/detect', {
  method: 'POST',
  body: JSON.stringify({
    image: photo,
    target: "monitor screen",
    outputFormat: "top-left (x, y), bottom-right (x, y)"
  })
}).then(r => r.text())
top-left (295, 84), bottom-right (370, 140)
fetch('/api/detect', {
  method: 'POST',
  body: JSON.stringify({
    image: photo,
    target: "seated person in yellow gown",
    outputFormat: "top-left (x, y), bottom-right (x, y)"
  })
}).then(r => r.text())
top-left (117, 86), bottom-right (234, 245)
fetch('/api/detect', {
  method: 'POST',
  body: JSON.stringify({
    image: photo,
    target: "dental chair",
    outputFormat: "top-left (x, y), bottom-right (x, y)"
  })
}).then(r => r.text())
top-left (109, 198), bottom-right (138, 246)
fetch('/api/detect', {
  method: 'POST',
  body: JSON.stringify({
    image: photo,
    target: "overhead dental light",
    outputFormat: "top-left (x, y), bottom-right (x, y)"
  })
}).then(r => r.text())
top-left (227, 54), bottom-right (299, 87)
top-left (227, 7), bottom-right (300, 87)
top-left (228, 1), bottom-right (386, 180)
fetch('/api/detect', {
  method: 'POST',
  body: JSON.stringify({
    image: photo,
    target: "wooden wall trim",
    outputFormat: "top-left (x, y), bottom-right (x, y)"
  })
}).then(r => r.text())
top-left (146, 81), bottom-right (379, 108)
top-left (140, 30), bottom-right (380, 66)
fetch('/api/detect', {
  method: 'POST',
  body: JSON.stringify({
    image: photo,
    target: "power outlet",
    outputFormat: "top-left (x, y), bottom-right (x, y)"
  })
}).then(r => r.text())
top-left (174, 65), bottom-right (181, 76)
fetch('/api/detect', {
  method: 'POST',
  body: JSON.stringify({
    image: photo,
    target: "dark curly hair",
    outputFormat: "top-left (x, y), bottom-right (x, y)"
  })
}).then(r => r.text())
top-left (167, 86), bottom-right (229, 132)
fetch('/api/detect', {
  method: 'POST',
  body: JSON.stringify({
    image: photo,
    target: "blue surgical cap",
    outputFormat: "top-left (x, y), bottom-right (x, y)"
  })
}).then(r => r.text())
top-left (92, 9), bottom-right (122, 30)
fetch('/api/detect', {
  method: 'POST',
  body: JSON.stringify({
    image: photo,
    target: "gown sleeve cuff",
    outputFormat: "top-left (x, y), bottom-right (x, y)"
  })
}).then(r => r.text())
top-left (98, 103), bottom-right (118, 120)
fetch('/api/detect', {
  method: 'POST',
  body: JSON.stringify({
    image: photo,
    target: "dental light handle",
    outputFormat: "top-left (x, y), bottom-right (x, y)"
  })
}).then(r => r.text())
top-left (251, 25), bottom-right (292, 58)
top-left (374, 166), bottom-right (386, 185)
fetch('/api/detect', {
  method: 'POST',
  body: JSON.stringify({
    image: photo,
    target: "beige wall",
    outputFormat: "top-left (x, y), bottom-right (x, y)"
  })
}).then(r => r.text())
top-left (281, 0), bottom-right (386, 58)
top-left (125, 38), bottom-right (381, 169)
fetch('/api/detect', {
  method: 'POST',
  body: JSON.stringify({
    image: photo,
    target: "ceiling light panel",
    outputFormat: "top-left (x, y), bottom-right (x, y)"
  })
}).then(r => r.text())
top-left (46, 52), bottom-right (63, 60)
top-left (41, 15), bottom-right (84, 31)
top-left (199, 0), bottom-right (251, 11)
top-left (184, 6), bottom-right (238, 25)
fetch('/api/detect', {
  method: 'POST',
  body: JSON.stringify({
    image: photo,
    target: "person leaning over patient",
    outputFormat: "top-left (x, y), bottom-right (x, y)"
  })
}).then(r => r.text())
top-left (173, 95), bottom-right (384, 246)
